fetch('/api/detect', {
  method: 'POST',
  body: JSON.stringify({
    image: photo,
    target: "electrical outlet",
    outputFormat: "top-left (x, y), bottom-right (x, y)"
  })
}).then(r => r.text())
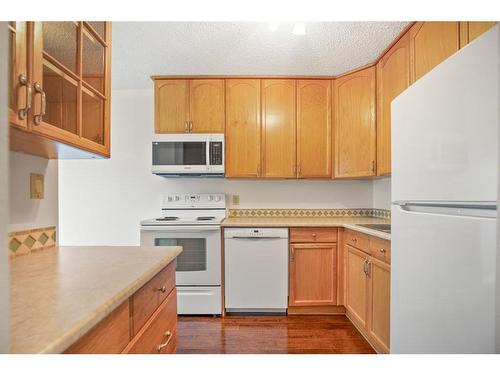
top-left (232, 195), bottom-right (240, 205)
top-left (30, 173), bottom-right (44, 199)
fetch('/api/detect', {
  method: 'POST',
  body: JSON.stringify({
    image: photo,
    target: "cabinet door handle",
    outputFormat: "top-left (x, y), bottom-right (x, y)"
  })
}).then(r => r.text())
top-left (290, 247), bottom-right (295, 261)
top-left (312, 233), bottom-right (317, 239)
top-left (184, 121), bottom-right (189, 132)
top-left (371, 160), bottom-right (376, 174)
top-left (189, 121), bottom-right (193, 132)
top-left (33, 82), bottom-right (46, 125)
top-left (257, 164), bottom-right (261, 176)
top-left (352, 238), bottom-right (357, 243)
top-left (157, 330), bottom-right (173, 352)
top-left (17, 74), bottom-right (32, 120)
top-left (363, 259), bottom-right (368, 275)
top-left (366, 261), bottom-right (371, 277)
top-left (379, 248), bottom-right (386, 254)
top-left (157, 285), bottom-right (167, 293)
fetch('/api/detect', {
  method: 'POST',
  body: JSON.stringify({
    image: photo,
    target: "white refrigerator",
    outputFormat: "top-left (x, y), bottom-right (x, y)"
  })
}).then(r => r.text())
top-left (391, 26), bottom-right (499, 353)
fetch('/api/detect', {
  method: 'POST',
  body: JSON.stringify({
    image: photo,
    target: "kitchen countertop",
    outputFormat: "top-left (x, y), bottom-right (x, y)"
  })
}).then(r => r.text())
top-left (10, 245), bottom-right (182, 354)
top-left (221, 217), bottom-right (391, 240)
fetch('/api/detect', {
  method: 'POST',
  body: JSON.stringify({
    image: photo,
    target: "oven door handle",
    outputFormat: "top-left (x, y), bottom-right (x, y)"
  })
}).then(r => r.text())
top-left (140, 225), bottom-right (221, 231)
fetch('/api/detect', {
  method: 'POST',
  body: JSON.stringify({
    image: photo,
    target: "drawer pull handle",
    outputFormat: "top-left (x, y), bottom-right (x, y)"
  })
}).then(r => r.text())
top-left (379, 248), bottom-right (386, 254)
top-left (157, 330), bottom-right (173, 352)
top-left (157, 286), bottom-right (167, 293)
top-left (312, 233), bottom-right (317, 237)
top-left (352, 238), bottom-right (357, 242)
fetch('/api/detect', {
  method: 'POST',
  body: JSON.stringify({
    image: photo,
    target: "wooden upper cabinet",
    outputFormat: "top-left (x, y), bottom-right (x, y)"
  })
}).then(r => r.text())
top-left (460, 21), bottom-right (497, 47)
top-left (296, 80), bottom-right (332, 178)
top-left (225, 79), bottom-right (261, 178)
top-left (155, 79), bottom-right (225, 133)
top-left (155, 80), bottom-right (189, 133)
top-left (345, 245), bottom-right (369, 328)
top-left (289, 243), bottom-right (337, 306)
top-left (261, 79), bottom-right (297, 178)
top-left (333, 67), bottom-right (376, 178)
top-left (367, 257), bottom-right (391, 354)
top-left (409, 22), bottom-right (460, 83)
top-left (189, 79), bottom-right (225, 133)
top-left (10, 21), bottom-right (112, 158)
top-left (8, 22), bottom-right (29, 130)
top-left (376, 33), bottom-right (410, 176)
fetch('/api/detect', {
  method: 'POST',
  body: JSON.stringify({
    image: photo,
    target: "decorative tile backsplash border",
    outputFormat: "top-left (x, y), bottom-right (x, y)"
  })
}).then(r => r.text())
top-left (228, 208), bottom-right (391, 219)
top-left (8, 226), bottom-right (56, 257)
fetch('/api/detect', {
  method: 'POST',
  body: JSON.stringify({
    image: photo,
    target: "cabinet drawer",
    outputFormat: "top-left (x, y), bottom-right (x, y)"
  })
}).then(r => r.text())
top-left (290, 227), bottom-right (337, 243)
top-left (344, 229), bottom-right (370, 253)
top-left (369, 237), bottom-right (391, 264)
top-left (132, 261), bottom-right (176, 336)
top-left (65, 300), bottom-right (130, 354)
top-left (125, 288), bottom-right (177, 354)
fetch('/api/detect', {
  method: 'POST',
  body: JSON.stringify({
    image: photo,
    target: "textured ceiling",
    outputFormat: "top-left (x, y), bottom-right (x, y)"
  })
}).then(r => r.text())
top-left (112, 22), bottom-right (409, 90)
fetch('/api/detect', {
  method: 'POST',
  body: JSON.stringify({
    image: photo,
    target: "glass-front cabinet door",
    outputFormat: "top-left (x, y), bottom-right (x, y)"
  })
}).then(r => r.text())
top-left (31, 22), bottom-right (110, 156)
top-left (8, 22), bottom-right (29, 129)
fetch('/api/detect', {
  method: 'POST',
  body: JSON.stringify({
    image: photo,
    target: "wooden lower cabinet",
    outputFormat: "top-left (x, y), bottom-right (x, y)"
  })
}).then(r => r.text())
top-left (65, 262), bottom-right (177, 354)
top-left (288, 227), bottom-right (339, 310)
top-left (124, 289), bottom-right (177, 354)
top-left (65, 300), bottom-right (130, 354)
top-left (367, 257), bottom-right (391, 353)
top-left (344, 232), bottom-right (391, 354)
top-left (289, 243), bottom-right (338, 306)
top-left (345, 245), bottom-right (369, 327)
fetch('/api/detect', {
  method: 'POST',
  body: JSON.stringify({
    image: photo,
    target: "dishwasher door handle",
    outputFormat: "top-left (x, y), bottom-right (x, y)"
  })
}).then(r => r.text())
top-left (229, 236), bottom-right (285, 240)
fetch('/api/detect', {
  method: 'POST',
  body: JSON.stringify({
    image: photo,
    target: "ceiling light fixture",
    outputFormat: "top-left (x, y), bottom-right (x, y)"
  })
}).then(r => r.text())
top-left (292, 22), bottom-right (306, 35)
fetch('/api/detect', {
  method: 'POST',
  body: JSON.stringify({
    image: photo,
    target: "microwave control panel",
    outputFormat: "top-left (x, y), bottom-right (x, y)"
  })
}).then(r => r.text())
top-left (210, 142), bottom-right (223, 165)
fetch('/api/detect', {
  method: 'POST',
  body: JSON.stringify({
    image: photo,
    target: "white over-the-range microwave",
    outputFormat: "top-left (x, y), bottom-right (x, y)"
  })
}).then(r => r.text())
top-left (152, 134), bottom-right (224, 177)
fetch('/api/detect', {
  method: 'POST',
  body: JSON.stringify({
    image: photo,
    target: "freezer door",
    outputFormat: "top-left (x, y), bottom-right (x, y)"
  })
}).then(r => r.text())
top-left (391, 26), bottom-right (499, 202)
top-left (391, 204), bottom-right (497, 353)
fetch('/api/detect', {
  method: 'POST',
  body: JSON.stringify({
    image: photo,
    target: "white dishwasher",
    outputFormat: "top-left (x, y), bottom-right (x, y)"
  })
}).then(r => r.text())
top-left (224, 228), bottom-right (288, 313)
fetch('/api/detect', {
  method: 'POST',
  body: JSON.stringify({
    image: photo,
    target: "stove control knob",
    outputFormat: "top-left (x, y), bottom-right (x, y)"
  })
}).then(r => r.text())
top-left (167, 196), bottom-right (173, 202)
top-left (207, 195), bottom-right (213, 201)
top-left (215, 195), bottom-right (222, 202)
top-left (174, 195), bottom-right (181, 202)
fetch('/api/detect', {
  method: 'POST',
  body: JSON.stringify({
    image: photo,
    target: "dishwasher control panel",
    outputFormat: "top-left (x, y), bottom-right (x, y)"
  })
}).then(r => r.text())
top-left (224, 228), bottom-right (289, 239)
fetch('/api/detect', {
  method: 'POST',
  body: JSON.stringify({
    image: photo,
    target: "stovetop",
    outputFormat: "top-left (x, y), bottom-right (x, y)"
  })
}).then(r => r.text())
top-left (140, 216), bottom-right (225, 226)
top-left (141, 194), bottom-right (226, 227)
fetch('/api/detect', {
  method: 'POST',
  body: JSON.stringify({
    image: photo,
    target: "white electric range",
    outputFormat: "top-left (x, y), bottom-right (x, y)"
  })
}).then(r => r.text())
top-left (140, 194), bottom-right (225, 315)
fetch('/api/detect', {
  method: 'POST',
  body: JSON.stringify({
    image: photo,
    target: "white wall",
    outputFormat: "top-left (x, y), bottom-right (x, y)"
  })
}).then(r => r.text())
top-left (59, 89), bottom-right (377, 246)
top-left (497, 25), bottom-right (500, 353)
top-left (372, 177), bottom-right (391, 209)
top-left (9, 152), bottom-right (59, 233)
top-left (0, 22), bottom-right (10, 353)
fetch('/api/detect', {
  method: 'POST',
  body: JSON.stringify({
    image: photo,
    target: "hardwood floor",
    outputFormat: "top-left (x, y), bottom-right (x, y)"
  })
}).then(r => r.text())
top-left (176, 315), bottom-right (376, 354)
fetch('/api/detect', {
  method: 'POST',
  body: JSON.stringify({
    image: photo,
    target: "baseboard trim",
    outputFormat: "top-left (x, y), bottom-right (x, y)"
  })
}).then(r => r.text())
top-left (287, 305), bottom-right (346, 315)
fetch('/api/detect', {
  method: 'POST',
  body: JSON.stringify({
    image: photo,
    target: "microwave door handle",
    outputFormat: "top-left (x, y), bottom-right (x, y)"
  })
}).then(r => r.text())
top-left (206, 140), bottom-right (211, 170)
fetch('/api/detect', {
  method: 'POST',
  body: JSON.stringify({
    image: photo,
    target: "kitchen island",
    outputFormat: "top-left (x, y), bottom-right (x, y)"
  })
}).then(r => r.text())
top-left (10, 245), bottom-right (182, 354)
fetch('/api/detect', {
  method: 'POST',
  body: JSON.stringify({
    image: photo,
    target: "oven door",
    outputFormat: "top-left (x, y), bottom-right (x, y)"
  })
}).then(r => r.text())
top-left (140, 225), bottom-right (221, 286)
top-left (152, 135), bottom-right (209, 174)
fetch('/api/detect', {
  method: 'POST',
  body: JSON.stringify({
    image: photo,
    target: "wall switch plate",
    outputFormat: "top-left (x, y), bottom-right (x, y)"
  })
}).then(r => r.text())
top-left (232, 195), bottom-right (240, 205)
top-left (30, 173), bottom-right (44, 199)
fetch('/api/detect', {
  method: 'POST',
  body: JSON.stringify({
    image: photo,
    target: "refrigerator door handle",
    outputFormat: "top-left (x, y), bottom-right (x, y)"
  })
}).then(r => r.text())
top-left (394, 201), bottom-right (497, 219)
top-left (393, 201), bottom-right (497, 210)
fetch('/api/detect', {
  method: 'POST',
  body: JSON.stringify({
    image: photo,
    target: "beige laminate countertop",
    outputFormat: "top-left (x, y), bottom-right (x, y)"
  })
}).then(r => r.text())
top-left (10, 245), bottom-right (182, 354)
top-left (221, 217), bottom-right (391, 240)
